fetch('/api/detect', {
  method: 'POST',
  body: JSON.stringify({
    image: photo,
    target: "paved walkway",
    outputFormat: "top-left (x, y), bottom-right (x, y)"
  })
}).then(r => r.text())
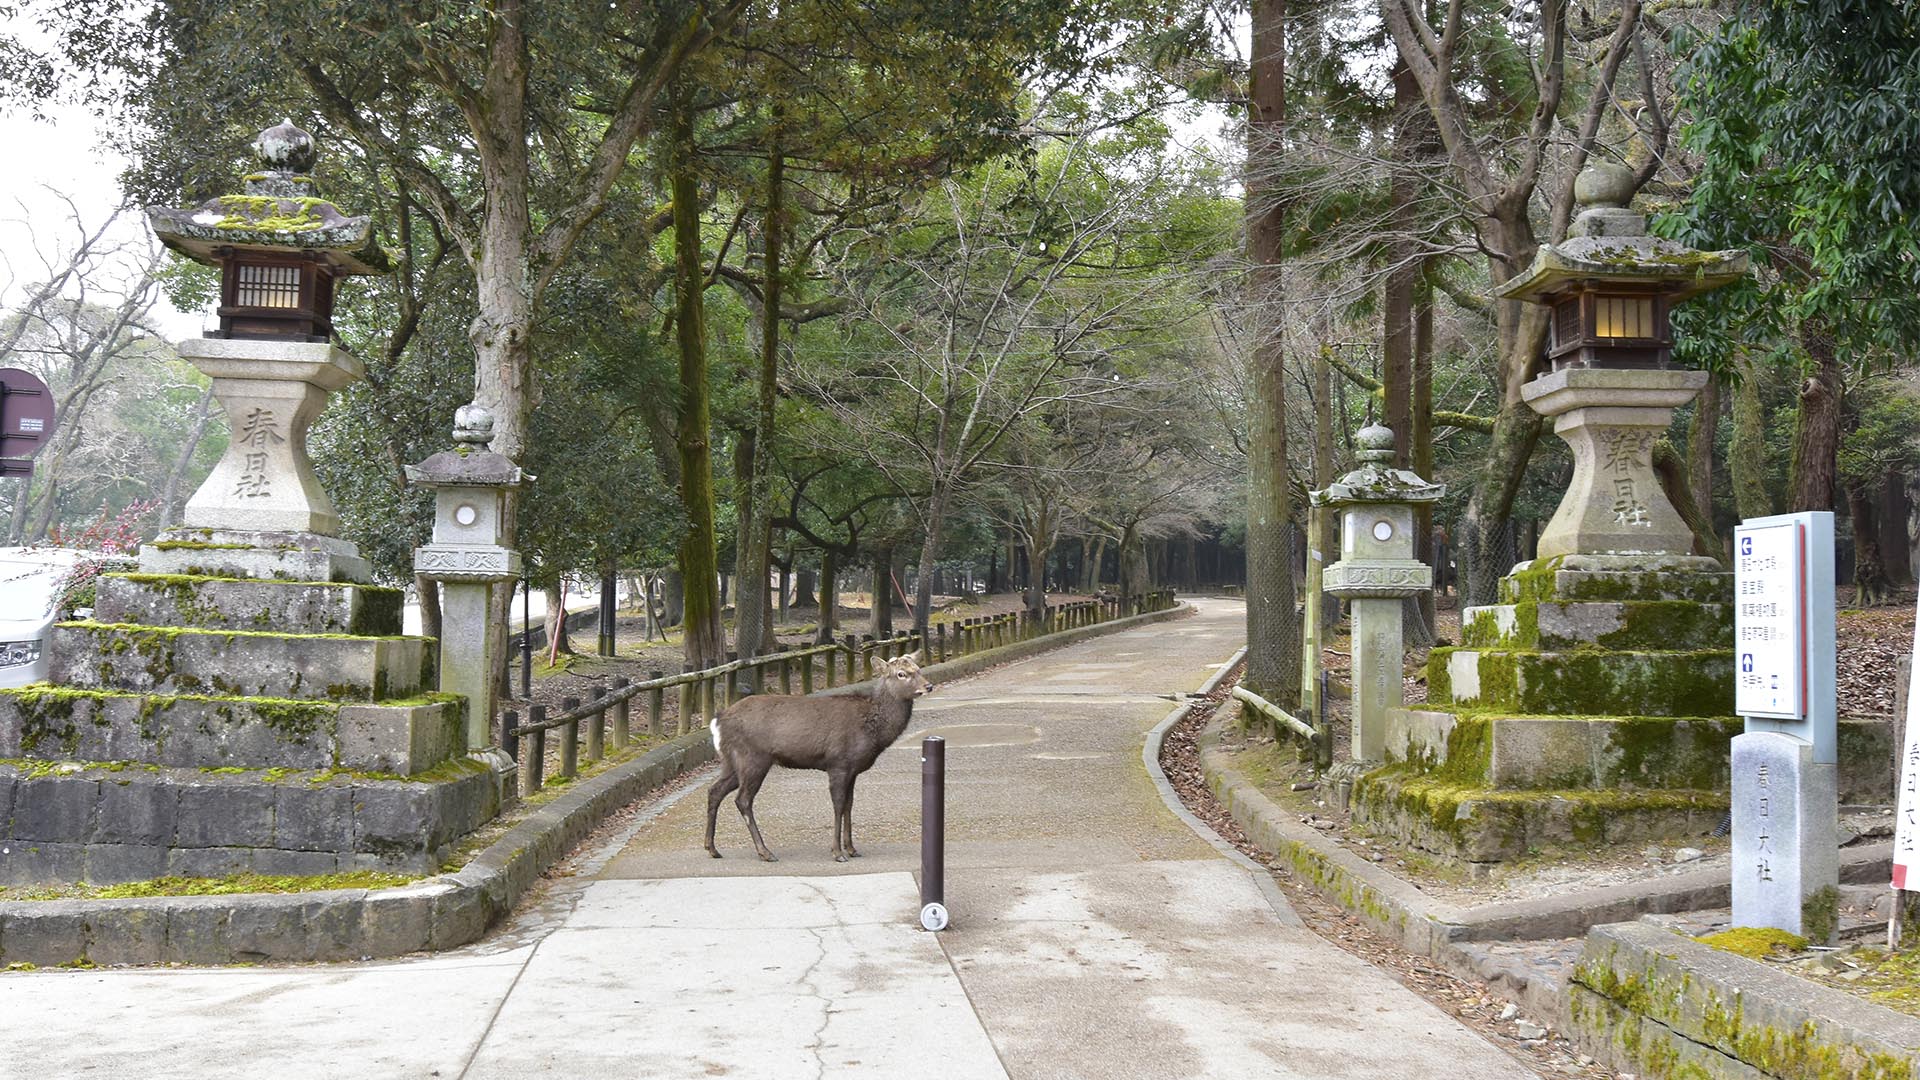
top-left (0, 600), bottom-right (1531, 1079)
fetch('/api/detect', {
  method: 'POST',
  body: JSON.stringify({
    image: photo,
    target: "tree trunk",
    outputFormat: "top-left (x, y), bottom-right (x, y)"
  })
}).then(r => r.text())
top-left (814, 548), bottom-right (838, 644)
top-left (543, 580), bottom-right (573, 657)
top-left (158, 383), bottom-right (217, 526)
top-left (735, 149), bottom-right (783, 683)
top-left (870, 544), bottom-right (894, 637)
top-left (663, 568), bottom-right (685, 628)
top-left (1731, 357), bottom-right (1774, 521)
top-left (1461, 397), bottom-right (1545, 603)
top-left (794, 566), bottom-right (817, 608)
top-left (1788, 331), bottom-right (1843, 514)
top-left (1882, 469), bottom-right (1914, 586)
top-left (1025, 536), bottom-right (1052, 618)
top-left (1687, 374), bottom-right (1720, 522)
top-left (671, 99), bottom-right (723, 670)
top-left (1412, 265), bottom-right (1437, 639)
top-left (1846, 474), bottom-right (1893, 606)
top-left (912, 502), bottom-right (944, 652)
top-left (1242, 0), bottom-right (1300, 707)
top-left (1082, 535), bottom-right (1105, 591)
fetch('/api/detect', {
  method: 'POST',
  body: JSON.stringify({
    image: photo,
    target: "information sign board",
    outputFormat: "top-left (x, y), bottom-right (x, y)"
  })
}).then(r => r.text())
top-left (1892, 598), bottom-right (1920, 890)
top-left (1734, 519), bottom-right (1805, 720)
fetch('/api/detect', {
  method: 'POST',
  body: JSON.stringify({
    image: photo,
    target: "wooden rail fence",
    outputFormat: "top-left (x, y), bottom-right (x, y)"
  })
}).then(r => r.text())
top-left (499, 589), bottom-right (1177, 797)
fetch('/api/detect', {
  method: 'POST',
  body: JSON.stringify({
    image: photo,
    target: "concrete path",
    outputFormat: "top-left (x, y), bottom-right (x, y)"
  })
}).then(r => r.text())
top-left (0, 599), bottom-right (1531, 1079)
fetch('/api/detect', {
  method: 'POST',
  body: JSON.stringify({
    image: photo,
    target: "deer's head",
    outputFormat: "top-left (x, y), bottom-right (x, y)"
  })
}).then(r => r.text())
top-left (881, 655), bottom-right (934, 699)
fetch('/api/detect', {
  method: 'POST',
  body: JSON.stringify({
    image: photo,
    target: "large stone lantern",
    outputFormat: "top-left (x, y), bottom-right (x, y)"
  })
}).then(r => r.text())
top-left (1498, 162), bottom-right (1748, 561)
top-left (406, 404), bottom-right (526, 751)
top-left (1313, 424), bottom-right (1444, 762)
top-left (146, 120), bottom-right (391, 577)
top-left (1356, 164), bottom-right (1757, 873)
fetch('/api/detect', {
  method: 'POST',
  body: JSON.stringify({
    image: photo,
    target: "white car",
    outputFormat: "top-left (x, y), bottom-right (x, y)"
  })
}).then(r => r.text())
top-left (0, 547), bottom-right (92, 689)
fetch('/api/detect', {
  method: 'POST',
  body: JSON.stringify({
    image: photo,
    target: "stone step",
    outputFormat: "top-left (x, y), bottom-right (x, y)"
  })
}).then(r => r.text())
top-left (138, 528), bottom-right (371, 584)
top-left (94, 573), bottom-right (404, 636)
top-left (1353, 767), bottom-right (1727, 865)
top-left (0, 686), bottom-right (462, 774)
top-left (1460, 600), bottom-right (1731, 651)
top-left (0, 753), bottom-right (503, 884)
top-left (1383, 708), bottom-right (1894, 802)
top-left (1429, 645), bottom-right (1733, 717)
top-left (51, 621), bottom-right (435, 703)
top-left (1498, 554), bottom-right (1730, 605)
top-left (1383, 709), bottom-right (1741, 791)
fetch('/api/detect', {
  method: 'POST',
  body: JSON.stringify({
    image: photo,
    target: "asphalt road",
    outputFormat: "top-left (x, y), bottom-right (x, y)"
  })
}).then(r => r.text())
top-left (0, 599), bottom-right (1532, 1079)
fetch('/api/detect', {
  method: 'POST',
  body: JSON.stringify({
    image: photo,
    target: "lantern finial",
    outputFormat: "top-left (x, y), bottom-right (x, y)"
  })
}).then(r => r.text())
top-left (1569, 161), bottom-right (1644, 239)
top-left (252, 118), bottom-right (317, 175)
top-left (453, 403), bottom-right (495, 446)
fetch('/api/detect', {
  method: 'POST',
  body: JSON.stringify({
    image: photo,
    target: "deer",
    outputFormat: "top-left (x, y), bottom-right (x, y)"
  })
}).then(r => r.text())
top-left (705, 653), bottom-right (934, 863)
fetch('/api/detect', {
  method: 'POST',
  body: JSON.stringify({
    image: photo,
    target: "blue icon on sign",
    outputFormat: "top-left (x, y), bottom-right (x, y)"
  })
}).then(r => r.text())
top-left (1740, 536), bottom-right (1753, 555)
top-left (1741, 654), bottom-right (1753, 672)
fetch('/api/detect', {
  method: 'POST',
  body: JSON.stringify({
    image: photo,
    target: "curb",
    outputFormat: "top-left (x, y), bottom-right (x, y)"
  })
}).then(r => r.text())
top-left (0, 600), bottom-right (1193, 969)
top-left (1197, 723), bottom-right (1894, 1020)
top-left (1571, 920), bottom-right (1920, 1077)
top-left (1138, 646), bottom-right (1301, 924)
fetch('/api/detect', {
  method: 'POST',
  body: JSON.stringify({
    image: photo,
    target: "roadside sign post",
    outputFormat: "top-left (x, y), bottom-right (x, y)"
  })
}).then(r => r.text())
top-left (1730, 511), bottom-right (1839, 942)
top-left (0, 367), bottom-right (56, 479)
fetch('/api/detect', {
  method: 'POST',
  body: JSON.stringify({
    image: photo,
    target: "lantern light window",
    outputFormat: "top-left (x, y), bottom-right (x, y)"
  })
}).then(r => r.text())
top-left (236, 263), bottom-right (302, 309)
top-left (1596, 296), bottom-right (1654, 340)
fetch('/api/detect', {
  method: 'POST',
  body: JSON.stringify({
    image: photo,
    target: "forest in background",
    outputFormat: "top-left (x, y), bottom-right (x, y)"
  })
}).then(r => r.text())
top-left (0, 0), bottom-right (1912, 708)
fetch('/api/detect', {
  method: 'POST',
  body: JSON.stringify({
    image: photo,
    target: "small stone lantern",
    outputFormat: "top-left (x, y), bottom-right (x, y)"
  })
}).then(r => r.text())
top-left (406, 404), bottom-right (527, 751)
top-left (143, 119), bottom-right (390, 558)
top-left (1313, 425), bottom-right (1444, 762)
top-left (1498, 161), bottom-right (1748, 560)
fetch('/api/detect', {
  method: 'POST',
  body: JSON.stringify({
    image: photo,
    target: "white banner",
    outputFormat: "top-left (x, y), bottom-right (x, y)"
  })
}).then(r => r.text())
top-left (1892, 593), bottom-right (1920, 890)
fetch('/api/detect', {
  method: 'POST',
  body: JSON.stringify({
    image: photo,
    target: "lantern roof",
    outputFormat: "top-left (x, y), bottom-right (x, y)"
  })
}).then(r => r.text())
top-left (146, 119), bottom-right (391, 276)
top-left (1497, 162), bottom-right (1746, 306)
top-left (405, 404), bottom-right (529, 488)
top-left (1311, 424), bottom-right (1445, 507)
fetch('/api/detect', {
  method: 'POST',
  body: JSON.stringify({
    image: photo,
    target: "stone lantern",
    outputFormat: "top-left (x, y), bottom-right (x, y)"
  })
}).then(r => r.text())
top-left (1351, 164), bottom-right (1755, 873)
top-left (1313, 424), bottom-right (1444, 762)
top-left (145, 120), bottom-right (391, 574)
top-left (1498, 162), bottom-right (1748, 560)
top-left (406, 404), bottom-right (527, 751)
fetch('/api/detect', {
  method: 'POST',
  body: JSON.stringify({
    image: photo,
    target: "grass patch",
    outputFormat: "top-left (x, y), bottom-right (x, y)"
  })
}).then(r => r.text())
top-left (1700, 926), bottom-right (1808, 961)
top-left (0, 870), bottom-right (416, 902)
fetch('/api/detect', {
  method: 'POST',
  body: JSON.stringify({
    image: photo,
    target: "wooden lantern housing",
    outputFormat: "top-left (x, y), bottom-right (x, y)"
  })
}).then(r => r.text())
top-left (1544, 283), bottom-right (1674, 372)
top-left (217, 247), bottom-right (340, 341)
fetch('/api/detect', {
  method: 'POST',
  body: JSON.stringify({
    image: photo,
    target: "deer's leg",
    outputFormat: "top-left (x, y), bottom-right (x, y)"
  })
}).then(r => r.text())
top-left (827, 770), bottom-right (853, 862)
top-left (704, 756), bottom-right (740, 858)
top-left (735, 754), bottom-right (779, 862)
top-left (843, 774), bottom-right (861, 858)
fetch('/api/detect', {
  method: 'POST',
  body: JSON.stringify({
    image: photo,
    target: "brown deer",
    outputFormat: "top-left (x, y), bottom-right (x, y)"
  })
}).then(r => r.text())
top-left (705, 654), bottom-right (934, 862)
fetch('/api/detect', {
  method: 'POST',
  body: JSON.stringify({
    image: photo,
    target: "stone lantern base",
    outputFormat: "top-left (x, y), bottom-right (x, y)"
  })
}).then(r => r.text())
top-left (1353, 556), bottom-right (1734, 869)
top-left (1351, 556), bottom-right (1889, 870)
top-left (0, 566), bottom-right (512, 885)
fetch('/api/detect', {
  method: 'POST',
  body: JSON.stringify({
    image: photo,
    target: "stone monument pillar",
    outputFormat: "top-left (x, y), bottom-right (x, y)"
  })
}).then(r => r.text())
top-left (406, 405), bottom-right (526, 752)
top-left (1313, 425), bottom-right (1443, 762)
